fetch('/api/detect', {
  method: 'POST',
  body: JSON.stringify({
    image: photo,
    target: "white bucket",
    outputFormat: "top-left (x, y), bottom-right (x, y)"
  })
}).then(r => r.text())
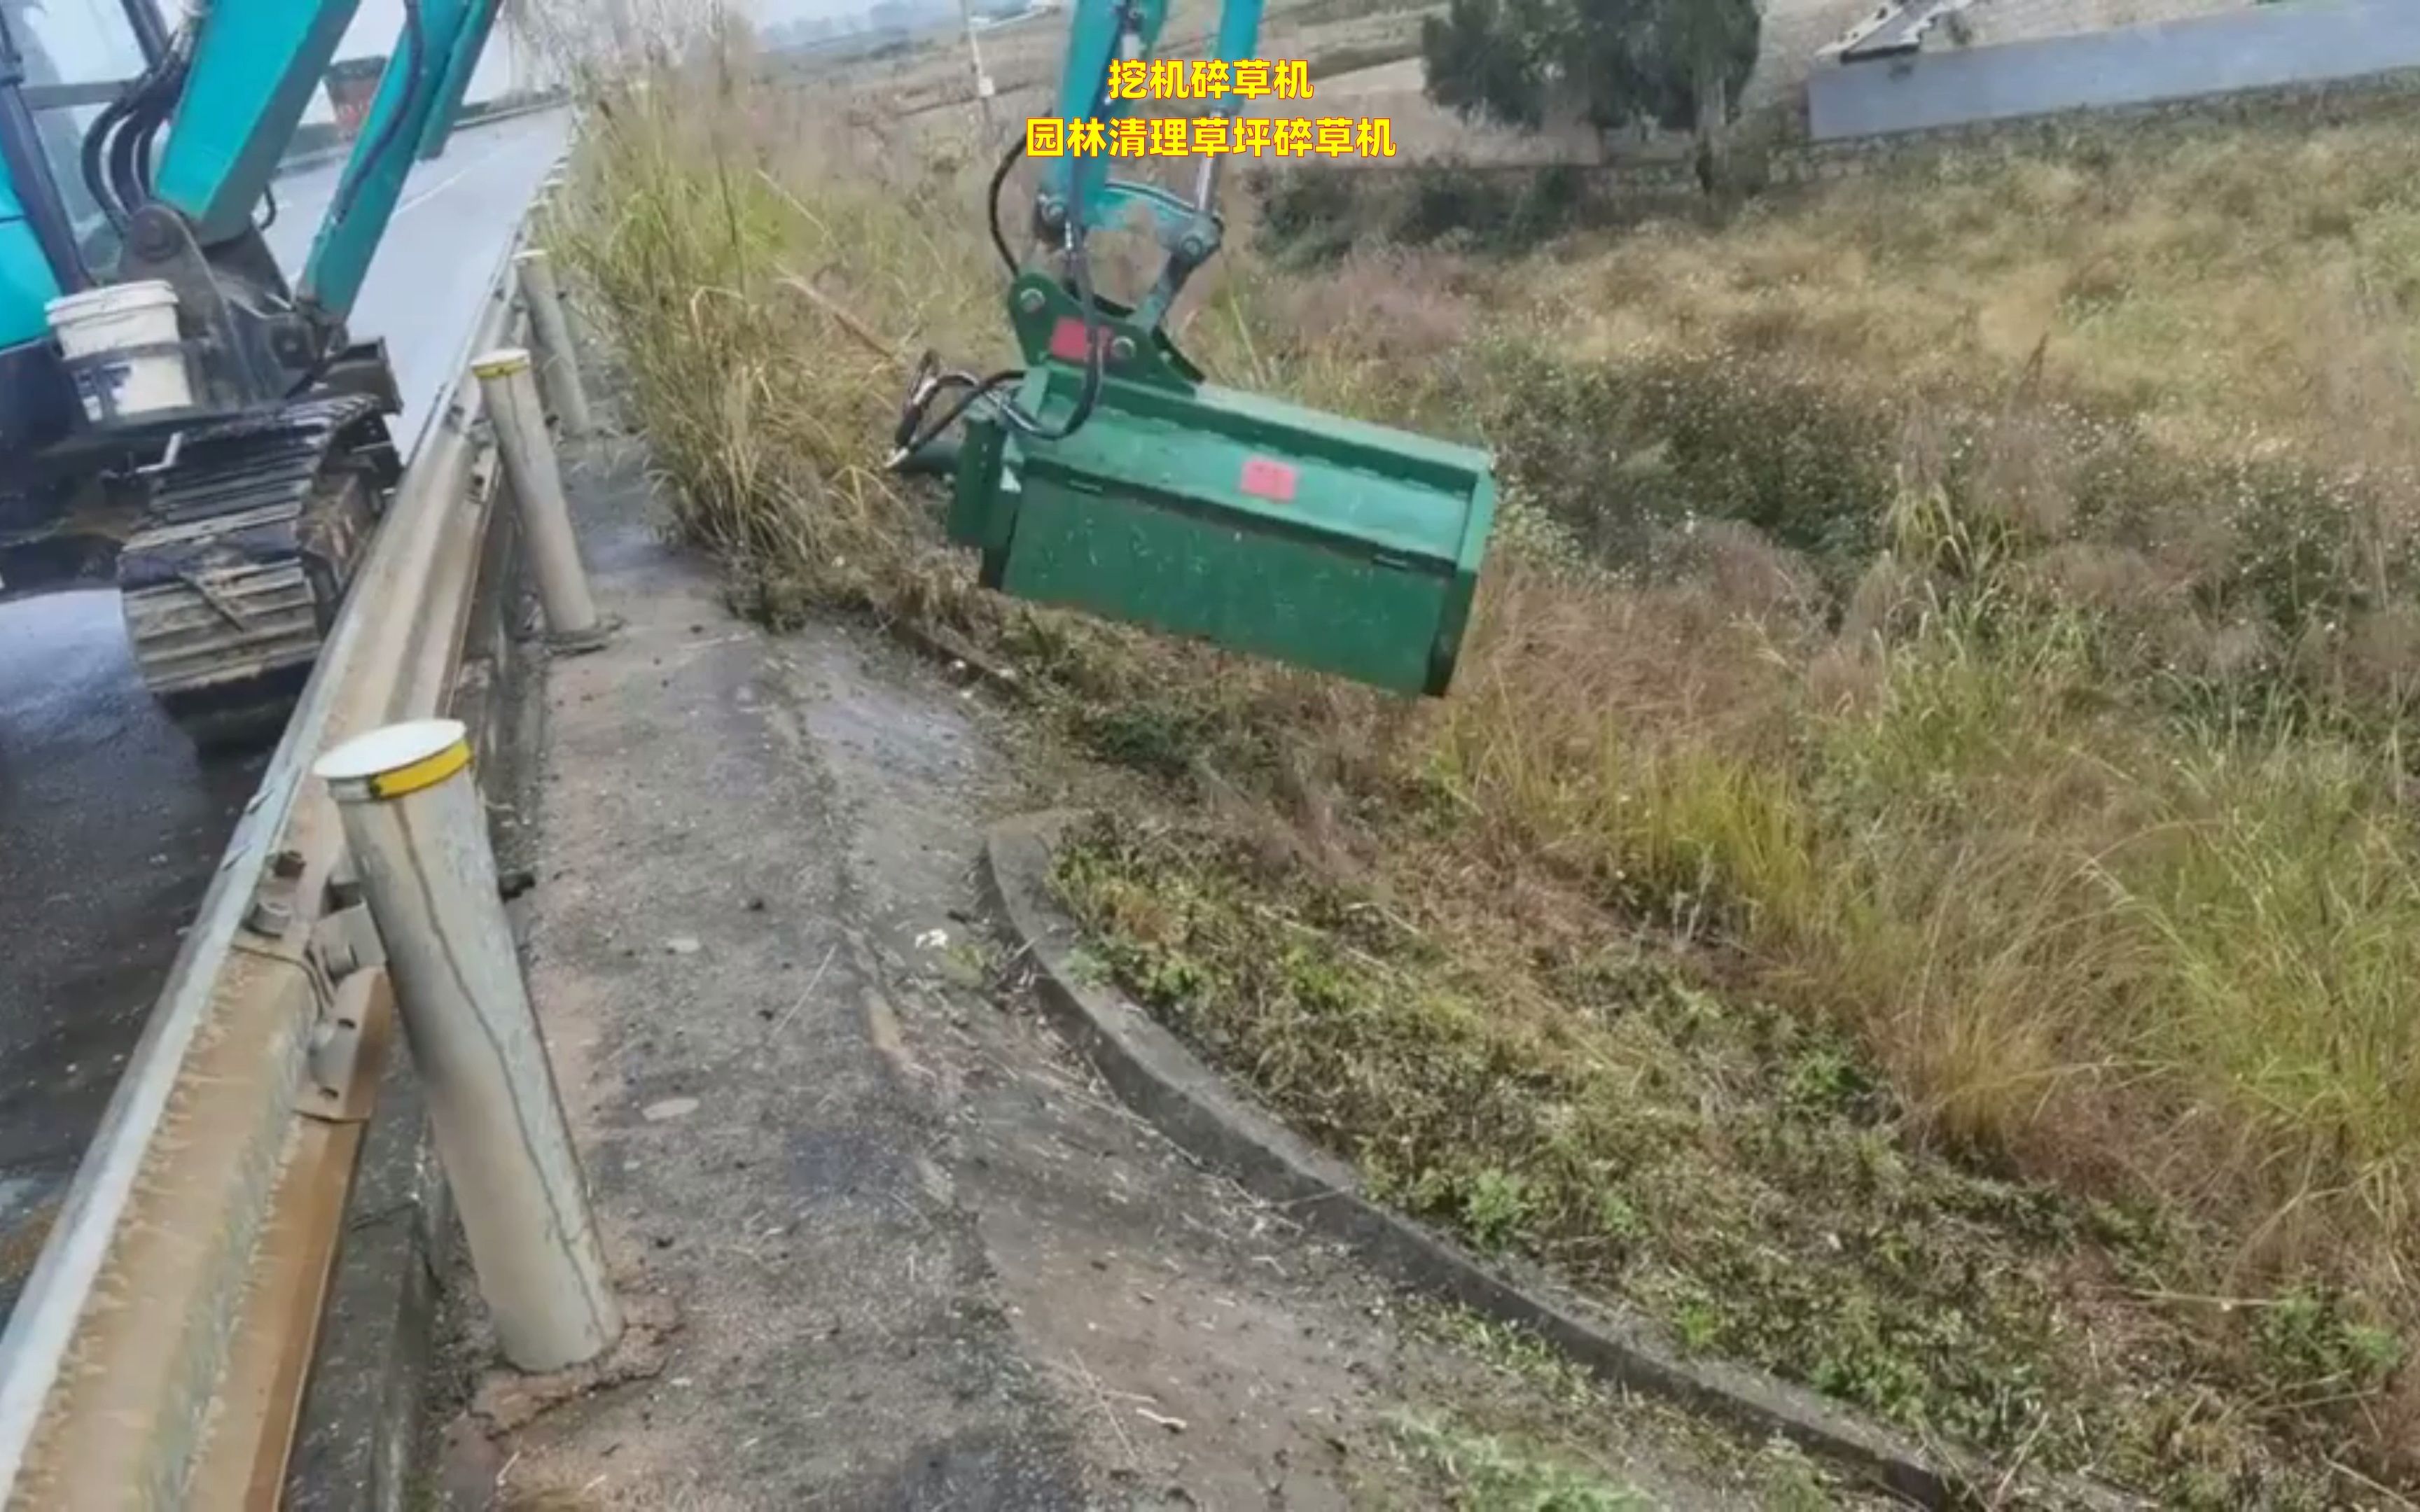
top-left (46, 279), bottom-right (192, 424)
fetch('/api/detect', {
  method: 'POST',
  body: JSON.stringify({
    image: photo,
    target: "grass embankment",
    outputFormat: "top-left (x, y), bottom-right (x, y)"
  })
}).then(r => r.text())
top-left (558, 53), bottom-right (2420, 1504)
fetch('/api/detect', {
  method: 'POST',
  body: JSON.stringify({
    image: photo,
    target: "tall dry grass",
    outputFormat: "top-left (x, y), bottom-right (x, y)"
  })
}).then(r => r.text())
top-left (550, 27), bottom-right (2420, 1494)
top-left (548, 32), bottom-right (1017, 624)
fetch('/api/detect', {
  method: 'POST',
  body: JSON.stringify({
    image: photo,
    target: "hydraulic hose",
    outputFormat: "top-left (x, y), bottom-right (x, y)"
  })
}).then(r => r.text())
top-left (892, 171), bottom-right (1108, 463)
top-left (131, 85), bottom-right (172, 200)
top-left (1006, 198), bottom-right (1108, 443)
top-left (81, 90), bottom-right (138, 232)
top-left (987, 134), bottom-right (1024, 276)
top-left (106, 88), bottom-right (160, 215)
top-left (893, 0), bottom-right (1149, 465)
top-left (331, 0), bottom-right (424, 225)
top-left (81, 16), bottom-right (193, 232)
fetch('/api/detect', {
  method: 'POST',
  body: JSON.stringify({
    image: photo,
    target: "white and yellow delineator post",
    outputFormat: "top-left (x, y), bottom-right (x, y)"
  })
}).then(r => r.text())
top-left (317, 719), bottom-right (622, 1373)
top-left (474, 346), bottom-right (606, 648)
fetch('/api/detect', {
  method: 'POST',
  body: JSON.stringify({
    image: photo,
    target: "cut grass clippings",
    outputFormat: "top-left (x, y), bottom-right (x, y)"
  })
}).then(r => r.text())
top-left (1385, 1304), bottom-right (1868, 1511)
top-left (1382, 1413), bottom-right (1655, 1511)
top-left (555, 24), bottom-right (2420, 1506)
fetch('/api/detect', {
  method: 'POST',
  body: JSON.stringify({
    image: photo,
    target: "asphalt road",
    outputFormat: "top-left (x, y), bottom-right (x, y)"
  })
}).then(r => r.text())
top-left (0, 109), bottom-right (569, 1309)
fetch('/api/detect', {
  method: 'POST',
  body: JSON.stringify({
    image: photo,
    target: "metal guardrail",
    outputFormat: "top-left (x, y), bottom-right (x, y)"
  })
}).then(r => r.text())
top-left (0, 198), bottom-right (549, 1510)
top-left (277, 95), bottom-right (570, 181)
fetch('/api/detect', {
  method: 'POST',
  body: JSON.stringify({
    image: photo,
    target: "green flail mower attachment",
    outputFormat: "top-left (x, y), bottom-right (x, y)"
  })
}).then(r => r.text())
top-left (943, 274), bottom-right (1498, 698)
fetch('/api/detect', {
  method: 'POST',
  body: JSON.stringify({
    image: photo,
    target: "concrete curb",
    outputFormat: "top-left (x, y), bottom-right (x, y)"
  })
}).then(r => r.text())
top-left (980, 811), bottom-right (2138, 1512)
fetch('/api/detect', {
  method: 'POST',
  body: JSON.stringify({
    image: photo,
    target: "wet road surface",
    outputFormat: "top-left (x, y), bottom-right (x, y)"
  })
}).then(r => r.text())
top-left (0, 109), bottom-right (569, 1309)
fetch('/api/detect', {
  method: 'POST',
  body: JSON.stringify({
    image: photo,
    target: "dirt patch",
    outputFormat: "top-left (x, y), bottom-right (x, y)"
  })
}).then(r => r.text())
top-left (470, 1294), bottom-right (682, 1434)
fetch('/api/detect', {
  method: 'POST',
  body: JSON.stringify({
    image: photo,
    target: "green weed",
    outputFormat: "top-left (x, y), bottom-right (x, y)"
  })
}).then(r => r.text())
top-left (1382, 1413), bottom-right (1653, 1511)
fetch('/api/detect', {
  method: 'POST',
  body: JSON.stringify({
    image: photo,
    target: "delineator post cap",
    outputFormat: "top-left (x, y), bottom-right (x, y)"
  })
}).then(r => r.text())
top-left (317, 718), bottom-right (472, 804)
top-left (472, 346), bottom-right (533, 379)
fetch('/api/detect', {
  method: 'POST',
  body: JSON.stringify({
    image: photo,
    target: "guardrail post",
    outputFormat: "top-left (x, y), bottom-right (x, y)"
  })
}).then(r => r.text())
top-left (513, 249), bottom-right (594, 438)
top-left (533, 172), bottom-right (567, 239)
top-left (473, 347), bottom-right (606, 647)
top-left (316, 719), bottom-right (623, 1373)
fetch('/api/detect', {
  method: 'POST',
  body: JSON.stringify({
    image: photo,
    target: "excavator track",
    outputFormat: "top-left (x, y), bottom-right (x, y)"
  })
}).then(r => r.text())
top-left (117, 394), bottom-right (400, 750)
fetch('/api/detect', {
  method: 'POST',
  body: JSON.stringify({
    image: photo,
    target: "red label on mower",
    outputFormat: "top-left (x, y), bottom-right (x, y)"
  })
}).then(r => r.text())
top-left (1239, 456), bottom-right (1300, 503)
top-left (1048, 317), bottom-right (1106, 363)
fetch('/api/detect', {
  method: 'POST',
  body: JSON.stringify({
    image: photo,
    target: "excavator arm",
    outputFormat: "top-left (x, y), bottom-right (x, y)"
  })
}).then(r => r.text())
top-left (153, 0), bottom-right (504, 281)
top-left (297, 0), bottom-right (499, 320)
top-left (116, 0), bottom-right (508, 405)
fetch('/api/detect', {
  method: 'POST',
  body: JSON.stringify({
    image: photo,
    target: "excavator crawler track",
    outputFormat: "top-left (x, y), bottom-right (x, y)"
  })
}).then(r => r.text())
top-left (118, 395), bottom-right (399, 750)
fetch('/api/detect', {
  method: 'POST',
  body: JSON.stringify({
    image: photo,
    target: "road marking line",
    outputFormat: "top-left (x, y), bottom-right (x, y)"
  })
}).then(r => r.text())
top-left (395, 161), bottom-right (481, 218)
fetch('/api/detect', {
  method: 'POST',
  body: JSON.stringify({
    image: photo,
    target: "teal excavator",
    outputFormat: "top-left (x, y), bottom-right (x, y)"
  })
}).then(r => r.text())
top-left (0, 0), bottom-right (501, 745)
top-left (0, 0), bottom-right (1494, 755)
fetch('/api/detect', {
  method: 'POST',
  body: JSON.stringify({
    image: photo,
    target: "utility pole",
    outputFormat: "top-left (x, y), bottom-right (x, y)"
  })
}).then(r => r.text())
top-left (957, 0), bottom-right (997, 139)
